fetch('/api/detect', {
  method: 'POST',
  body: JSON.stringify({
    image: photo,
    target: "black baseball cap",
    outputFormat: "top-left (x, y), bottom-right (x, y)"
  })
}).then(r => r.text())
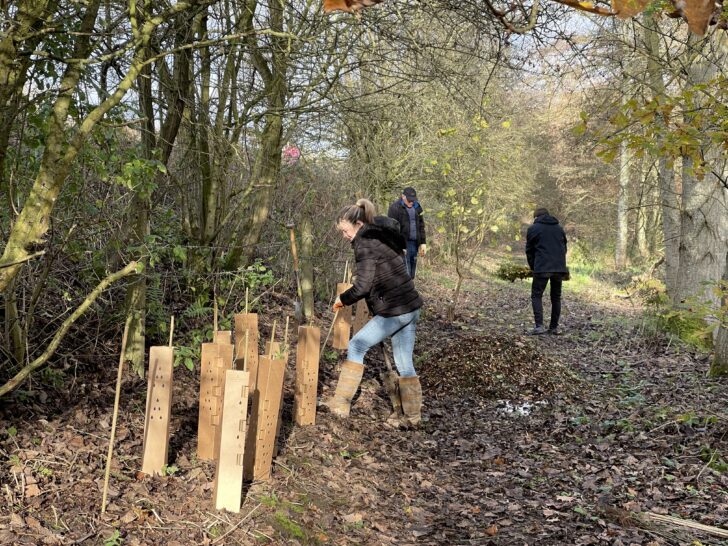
top-left (402, 187), bottom-right (417, 201)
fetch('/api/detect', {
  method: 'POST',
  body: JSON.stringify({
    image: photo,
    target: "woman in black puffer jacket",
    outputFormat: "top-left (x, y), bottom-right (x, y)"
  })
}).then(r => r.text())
top-left (322, 199), bottom-right (424, 425)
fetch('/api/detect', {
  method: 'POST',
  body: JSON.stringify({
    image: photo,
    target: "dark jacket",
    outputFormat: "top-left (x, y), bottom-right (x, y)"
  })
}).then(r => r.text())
top-left (387, 199), bottom-right (426, 245)
top-left (339, 223), bottom-right (423, 317)
top-left (525, 215), bottom-right (568, 274)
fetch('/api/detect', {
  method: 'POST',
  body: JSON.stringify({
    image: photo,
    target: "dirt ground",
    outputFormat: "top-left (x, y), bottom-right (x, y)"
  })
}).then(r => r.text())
top-left (1, 265), bottom-right (727, 545)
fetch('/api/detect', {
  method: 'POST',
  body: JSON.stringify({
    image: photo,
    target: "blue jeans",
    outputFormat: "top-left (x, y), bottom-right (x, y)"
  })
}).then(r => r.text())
top-left (405, 240), bottom-right (419, 279)
top-left (347, 309), bottom-right (421, 377)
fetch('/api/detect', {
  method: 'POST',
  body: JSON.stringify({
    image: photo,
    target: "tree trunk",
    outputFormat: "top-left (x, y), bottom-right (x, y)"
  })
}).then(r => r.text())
top-left (674, 33), bottom-right (728, 308)
top-left (225, 0), bottom-right (287, 269)
top-left (642, 15), bottom-right (680, 294)
top-left (0, 0), bottom-right (101, 293)
top-left (616, 138), bottom-right (631, 269)
top-left (300, 214), bottom-right (315, 322)
top-left (709, 252), bottom-right (728, 377)
top-left (3, 279), bottom-right (25, 366)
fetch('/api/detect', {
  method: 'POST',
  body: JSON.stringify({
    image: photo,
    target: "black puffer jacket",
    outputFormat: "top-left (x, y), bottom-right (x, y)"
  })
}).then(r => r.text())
top-left (525, 215), bottom-right (568, 274)
top-left (387, 199), bottom-right (426, 244)
top-left (339, 223), bottom-right (423, 317)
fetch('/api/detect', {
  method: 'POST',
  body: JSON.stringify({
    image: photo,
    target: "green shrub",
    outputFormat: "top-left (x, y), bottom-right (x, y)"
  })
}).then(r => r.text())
top-left (495, 261), bottom-right (532, 282)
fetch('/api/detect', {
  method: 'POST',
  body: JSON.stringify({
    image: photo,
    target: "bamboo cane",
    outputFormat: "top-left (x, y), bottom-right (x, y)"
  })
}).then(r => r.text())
top-left (168, 316), bottom-right (175, 348)
top-left (101, 315), bottom-right (132, 514)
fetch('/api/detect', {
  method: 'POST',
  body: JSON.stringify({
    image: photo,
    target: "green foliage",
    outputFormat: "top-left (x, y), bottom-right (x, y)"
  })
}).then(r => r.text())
top-left (272, 512), bottom-right (306, 541)
top-left (161, 464), bottom-right (179, 476)
top-left (103, 529), bottom-right (124, 546)
top-left (631, 275), bottom-right (719, 350)
top-left (596, 75), bottom-right (728, 180)
top-left (40, 367), bottom-right (65, 389)
top-left (700, 447), bottom-right (728, 473)
top-left (114, 158), bottom-right (166, 199)
top-left (495, 261), bottom-right (532, 282)
top-left (174, 345), bottom-right (198, 371)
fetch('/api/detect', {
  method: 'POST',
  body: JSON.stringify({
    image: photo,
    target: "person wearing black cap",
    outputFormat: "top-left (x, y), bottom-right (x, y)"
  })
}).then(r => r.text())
top-left (387, 187), bottom-right (427, 279)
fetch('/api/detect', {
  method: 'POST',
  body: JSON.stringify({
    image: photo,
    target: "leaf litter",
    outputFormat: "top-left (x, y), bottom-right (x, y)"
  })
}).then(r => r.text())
top-left (0, 270), bottom-right (727, 545)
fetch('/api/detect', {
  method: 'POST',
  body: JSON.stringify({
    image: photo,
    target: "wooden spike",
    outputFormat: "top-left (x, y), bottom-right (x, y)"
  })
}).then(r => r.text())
top-left (245, 287), bottom-right (249, 314)
top-left (269, 320), bottom-right (277, 358)
top-left (283, 316), bottom-right (290, 352)
top-left (214, 298), bottom-right (218, 334)
top-left (168, 316), bottom-right (175, 348)
top-left (343, 260), bottom-right (349, 283)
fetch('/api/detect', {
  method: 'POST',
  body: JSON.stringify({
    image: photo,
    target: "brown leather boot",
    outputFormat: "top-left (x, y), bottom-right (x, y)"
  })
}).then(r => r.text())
top-left (398, 376), bottom-right (422, 426)
top-left (322, 361), bottom-right (364, 418)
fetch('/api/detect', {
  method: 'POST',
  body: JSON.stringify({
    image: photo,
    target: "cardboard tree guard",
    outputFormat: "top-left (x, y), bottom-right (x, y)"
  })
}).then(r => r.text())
top-left (333, 282), bottom-right (353, 349)
top-left (141, 346), bottom-right (174, 476)
top-left (197, 343), bottom-right (234, 461)
top-left (213, 369), bottom-right (250, 513)
top-left (243, 355), bottom-right (286, 481)
top-left (294, 325), bottom-right (320, 426)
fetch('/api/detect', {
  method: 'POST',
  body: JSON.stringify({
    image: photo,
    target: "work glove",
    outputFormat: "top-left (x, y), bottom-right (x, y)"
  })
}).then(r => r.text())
top-left (419, 244), bottom-right (427, 256)
top-left (332, 297), bottom-right (344, 313)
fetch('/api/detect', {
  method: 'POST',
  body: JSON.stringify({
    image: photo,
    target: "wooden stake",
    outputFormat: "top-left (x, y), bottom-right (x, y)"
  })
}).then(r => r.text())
top-left (283, 316), bottom-right (290, 353)
top-left (342, 260), bottom-right (349, 283)
top-left (214, 298), bottom-right (219, 333)
top-left (269, 320), bottom-right (277, 359)
top-left (101, 315), bottom-right (132, 514)
top-left (245, 287), bottom-right (249, 314)
top-left (168, 316), bottom-right (175, 348)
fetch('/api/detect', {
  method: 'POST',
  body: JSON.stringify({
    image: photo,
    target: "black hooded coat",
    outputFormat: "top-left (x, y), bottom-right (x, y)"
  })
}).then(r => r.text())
top-left (525, 215), bottom-right (568, 274)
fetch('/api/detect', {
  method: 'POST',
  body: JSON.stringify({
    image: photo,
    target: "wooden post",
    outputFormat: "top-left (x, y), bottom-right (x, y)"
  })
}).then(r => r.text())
top-left (294, 325), bottom-right (320, 426)
top-left (213, 370), bottom-right (250, 513)
top-left (141, 346), bottom-right (174, 476)
top-left (332, 283), bottom-right (353, 349)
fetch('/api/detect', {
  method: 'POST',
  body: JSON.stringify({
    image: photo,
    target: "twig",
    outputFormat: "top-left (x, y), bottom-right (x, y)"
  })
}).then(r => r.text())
top-left (211, 502), bottom-right (262, 544)
top-left (168, 316), bottom-right (175, 347)
top-left (322, 310), bottom-right (339, 349)
top-left (101, 314), bottom-right (132, 514)
top-left (0, 261), bottom-right (139, 397)
top-left (638, 512), bottom-right (728, 538)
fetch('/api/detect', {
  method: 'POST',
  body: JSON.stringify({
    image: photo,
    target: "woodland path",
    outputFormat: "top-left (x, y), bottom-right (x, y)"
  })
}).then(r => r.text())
top-left (1, 267), bottom-right (727, 545)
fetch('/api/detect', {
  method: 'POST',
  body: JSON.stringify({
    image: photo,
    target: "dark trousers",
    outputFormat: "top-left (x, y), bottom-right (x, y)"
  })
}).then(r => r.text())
top-left (405, 240), bottom-right (419, 279)
top-left (531, 274), bottom-right (562, 328)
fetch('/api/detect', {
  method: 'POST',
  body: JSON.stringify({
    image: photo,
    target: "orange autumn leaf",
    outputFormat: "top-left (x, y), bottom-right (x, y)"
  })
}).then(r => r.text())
top-left (612, 0), bottom-right (650, 18)
top-left (682, 0), bottom-right (715, 35)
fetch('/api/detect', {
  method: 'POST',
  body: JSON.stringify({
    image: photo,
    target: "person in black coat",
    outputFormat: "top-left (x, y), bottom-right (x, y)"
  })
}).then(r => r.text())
top-left (525, 208), bottom-right (568, 335)
top-left (387, 187), bottom-right (426, 279)
top-left (322, 199), bottom-right (424, 425)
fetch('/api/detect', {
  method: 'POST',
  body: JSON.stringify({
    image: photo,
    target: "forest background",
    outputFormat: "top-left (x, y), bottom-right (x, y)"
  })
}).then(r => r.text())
top-left (1, 0), bottom-right (727, 398)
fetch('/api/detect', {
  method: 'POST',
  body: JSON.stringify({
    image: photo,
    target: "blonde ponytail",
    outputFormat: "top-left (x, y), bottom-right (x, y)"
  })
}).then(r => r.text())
top-left (337, 198), bottom-right (376, 226)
